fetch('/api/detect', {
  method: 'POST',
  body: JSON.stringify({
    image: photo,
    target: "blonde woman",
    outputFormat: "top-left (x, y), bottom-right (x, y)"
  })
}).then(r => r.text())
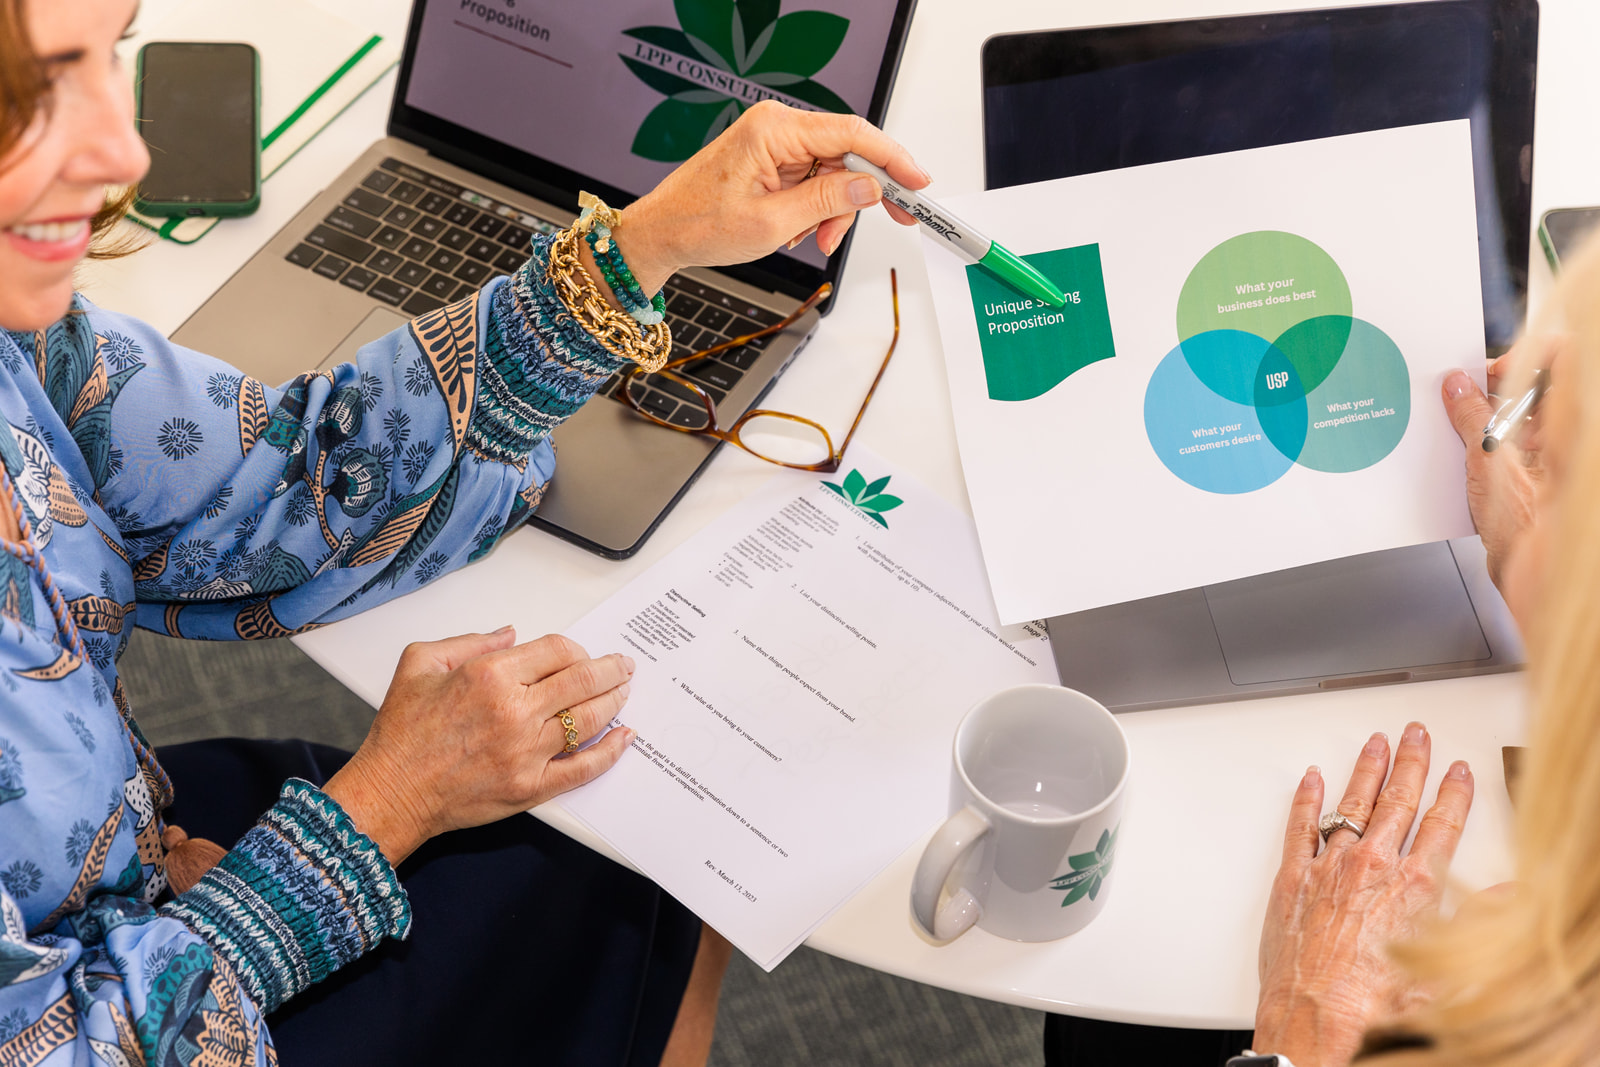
top-left (1245, 237), bottom-right (1600, 1066)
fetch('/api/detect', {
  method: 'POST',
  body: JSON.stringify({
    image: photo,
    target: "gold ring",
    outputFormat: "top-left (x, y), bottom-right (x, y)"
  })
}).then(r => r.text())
top-left (804, 157), bottom-right (822, 180)
top-left (560, 711), bottom-right (579, 754)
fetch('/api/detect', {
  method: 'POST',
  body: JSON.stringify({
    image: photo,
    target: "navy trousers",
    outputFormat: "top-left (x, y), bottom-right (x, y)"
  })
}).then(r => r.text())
top-left (158, 738), bottom-right (701, 1067)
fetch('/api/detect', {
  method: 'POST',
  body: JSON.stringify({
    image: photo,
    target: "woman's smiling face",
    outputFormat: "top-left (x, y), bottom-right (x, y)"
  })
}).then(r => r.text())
top-left (0, 0), bottom-right (147, 332)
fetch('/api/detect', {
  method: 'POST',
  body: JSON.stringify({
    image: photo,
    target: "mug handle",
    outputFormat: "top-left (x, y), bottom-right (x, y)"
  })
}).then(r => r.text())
top-left (910, 806), bottom-right (990, 941)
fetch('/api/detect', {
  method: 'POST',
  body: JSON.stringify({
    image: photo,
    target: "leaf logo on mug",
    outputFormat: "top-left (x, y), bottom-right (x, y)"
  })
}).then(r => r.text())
top-left (912, 685), bottom-right (1128, 943)
top-left (1050, 826), bottom-right (1119, 906)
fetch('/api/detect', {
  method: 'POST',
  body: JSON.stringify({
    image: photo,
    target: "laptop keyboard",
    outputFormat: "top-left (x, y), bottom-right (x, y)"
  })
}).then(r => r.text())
top-left (284, 157), bottom-right (783, 425)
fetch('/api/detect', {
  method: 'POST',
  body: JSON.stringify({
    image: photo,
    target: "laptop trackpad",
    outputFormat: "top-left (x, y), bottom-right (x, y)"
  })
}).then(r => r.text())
top-left (316, 308), bottom-right (411, 374)
top-left (1205, 543), bottom-right (1491, 685)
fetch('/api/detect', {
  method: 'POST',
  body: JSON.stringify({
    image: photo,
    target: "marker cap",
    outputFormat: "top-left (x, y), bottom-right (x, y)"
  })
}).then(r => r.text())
top-left (979, 242), bottom-right (1067, 308)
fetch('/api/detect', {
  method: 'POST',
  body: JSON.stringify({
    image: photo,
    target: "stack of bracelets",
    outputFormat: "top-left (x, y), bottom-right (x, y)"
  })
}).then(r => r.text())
top-left (546, 192), bottom-right (672, 372)
top-left (577, 192), bottom-right (667, 326)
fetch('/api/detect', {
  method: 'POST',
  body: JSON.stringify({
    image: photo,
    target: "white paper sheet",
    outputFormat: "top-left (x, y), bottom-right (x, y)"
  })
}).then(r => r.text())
top-left (557, 448), bottom-right (1056, 969)
top-left (922, 122), bottom-right (1487, 624)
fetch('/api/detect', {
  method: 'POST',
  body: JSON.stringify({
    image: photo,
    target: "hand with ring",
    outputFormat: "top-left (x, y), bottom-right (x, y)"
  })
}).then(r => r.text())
top-left (1252, 723), bottom-right (1475, 1067)
top-left (322, 628), bottom-right (637, 867)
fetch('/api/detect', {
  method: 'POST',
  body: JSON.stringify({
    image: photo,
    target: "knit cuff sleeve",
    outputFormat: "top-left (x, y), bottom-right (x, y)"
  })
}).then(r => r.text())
top-left (468, 231), bottom-right (633, 466)
top-left (161, 778), bottom-right (411, 1014)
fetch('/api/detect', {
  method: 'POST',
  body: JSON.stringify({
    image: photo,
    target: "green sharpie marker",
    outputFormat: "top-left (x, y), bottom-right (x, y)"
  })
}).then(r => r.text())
top-left (842, 152), bottom-right (1065, 308)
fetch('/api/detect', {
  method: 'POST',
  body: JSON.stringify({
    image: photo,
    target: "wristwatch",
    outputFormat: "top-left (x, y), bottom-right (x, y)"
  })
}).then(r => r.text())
top-left (1226, 1054), bottom-right (1296, 1067)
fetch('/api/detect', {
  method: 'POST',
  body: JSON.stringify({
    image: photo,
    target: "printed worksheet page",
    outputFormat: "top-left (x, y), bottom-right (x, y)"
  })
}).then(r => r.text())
top-left (922, 121), bottom-right (1486, 624)
top-left (557, 448), bottom-right (1056, 969)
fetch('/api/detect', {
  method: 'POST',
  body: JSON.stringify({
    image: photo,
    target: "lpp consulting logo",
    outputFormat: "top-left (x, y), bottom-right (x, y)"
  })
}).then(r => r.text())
top-left (822, 470), bottom-right (903, 528)
top-left (620, 0), bottom-right (852, 161)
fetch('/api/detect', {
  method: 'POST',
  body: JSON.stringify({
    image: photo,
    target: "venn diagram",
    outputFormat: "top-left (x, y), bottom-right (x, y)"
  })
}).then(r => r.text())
top-left (1143, 231), bottom-right (1410, 495)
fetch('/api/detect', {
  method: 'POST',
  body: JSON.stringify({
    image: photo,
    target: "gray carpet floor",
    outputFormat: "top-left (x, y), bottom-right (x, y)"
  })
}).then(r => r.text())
top-left (119, 629), bottom-right (1046, 1066)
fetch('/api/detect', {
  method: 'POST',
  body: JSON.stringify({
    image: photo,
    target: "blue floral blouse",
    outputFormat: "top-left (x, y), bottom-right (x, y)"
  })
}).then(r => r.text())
top-left (0, 234), bottom-right (626, 1065)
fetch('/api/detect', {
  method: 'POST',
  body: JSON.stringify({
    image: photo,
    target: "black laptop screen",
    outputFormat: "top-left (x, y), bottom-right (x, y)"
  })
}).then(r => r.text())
top-left (401, 0), bottom-right (908, 276)
top-left (981, 0), bottom-right (1538, 349)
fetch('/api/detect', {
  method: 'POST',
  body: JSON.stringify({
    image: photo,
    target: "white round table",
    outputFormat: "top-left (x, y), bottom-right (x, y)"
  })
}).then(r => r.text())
top-left (82, 0), bottom-right (1599, 1029)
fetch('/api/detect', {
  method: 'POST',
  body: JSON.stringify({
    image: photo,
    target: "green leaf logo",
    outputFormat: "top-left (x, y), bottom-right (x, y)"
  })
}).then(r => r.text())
top-left (621, 0), bottom-right (853, 162)
top-left (1049, 827), bottom-right (1118, 906)
top-left (821, 469), bottom-right (904, 528)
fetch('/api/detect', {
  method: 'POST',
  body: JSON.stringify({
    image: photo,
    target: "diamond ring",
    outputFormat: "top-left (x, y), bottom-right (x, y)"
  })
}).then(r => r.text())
top-left (1318, 810), bottom-right (1365, 842)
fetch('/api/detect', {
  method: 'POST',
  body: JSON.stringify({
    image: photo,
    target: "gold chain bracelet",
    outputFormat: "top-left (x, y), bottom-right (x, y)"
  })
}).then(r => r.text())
top-left (546, 195), bottom-right (671, 372)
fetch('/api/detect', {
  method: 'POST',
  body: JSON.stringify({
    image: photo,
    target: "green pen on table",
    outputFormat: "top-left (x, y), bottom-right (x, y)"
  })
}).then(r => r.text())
top-left (842, 152), bottom-right (1066, 308)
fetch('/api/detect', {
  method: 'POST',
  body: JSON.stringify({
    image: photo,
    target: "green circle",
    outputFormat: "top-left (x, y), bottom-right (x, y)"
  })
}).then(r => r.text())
top-left (1295, 319), bottom-right (1410, 473)
top-left (1176, 231), bottom-right (1352, 352)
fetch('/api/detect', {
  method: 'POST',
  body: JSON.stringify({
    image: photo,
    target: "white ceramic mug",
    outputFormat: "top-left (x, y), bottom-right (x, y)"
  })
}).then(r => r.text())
top-left (911, 684), bottom-right (1130, 943)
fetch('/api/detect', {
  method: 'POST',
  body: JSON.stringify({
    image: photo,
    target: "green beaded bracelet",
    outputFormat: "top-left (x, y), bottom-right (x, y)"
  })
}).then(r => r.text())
top-left (586, 226), bottom-right (666, 326)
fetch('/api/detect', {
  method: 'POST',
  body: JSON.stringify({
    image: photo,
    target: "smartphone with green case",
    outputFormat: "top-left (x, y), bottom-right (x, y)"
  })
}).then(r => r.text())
top-left (1537, 206), bottom-right (1600, 272)
top-left (134, 41), bottom-right (261, 218)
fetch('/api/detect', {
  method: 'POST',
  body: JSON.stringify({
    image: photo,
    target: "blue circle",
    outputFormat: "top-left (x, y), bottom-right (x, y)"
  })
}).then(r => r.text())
top-left (1179, 329), bottom-right (1272, 406)
top-left (1144, 333), bottom-right (1304, 494)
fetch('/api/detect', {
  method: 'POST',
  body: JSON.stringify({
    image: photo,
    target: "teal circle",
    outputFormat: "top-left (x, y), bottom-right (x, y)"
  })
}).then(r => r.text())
top-left (1294, 319), bottom-right (1410, 473)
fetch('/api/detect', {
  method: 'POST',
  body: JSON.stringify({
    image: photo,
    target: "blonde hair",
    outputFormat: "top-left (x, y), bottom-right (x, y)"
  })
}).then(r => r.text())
top-left (1372, 233), bottom-right (1600, 1065)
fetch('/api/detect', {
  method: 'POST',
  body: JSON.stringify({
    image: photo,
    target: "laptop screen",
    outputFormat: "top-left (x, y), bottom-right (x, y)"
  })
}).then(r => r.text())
top-left (980, 0), bottom-right (1538, 351)
top-left (393, 0), bottom-right (915, 293)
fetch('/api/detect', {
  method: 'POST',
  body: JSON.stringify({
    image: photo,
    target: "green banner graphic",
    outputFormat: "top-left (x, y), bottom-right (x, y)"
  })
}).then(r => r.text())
top-left (965, 244), bottom-right (1116, 402)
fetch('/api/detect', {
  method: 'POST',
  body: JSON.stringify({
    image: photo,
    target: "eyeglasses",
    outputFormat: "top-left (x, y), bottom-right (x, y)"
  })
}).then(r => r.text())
top-left (614, 269), bottom-right (900, 472)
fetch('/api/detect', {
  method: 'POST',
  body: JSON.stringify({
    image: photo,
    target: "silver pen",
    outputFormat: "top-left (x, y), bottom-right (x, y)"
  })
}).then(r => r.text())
top-left (1481, 368), bottom-right (1548, 452)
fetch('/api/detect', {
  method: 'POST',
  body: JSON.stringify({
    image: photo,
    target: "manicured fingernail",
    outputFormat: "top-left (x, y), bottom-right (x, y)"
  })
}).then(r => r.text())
top-left (493, 624), bottom-right (513, 634)
top-left (1303, 765), bottom-right (1320, 786)
top-left (1449, 761), bottom-right (1471, 779)
top-left (622, 655), bottom-right (636, 674)
top-left (849, 176), bottom-right (879, 206)
top-left (624, 728), bottom-right (638, 745)
top-left (914, 161), bottom-right (932, 184)
top-left (1364, 732), bottom-right (1388, 756)
top-left (617, 681), bottom-right (631, 701)
top-left (1444, 370), bottom-right (1472, 399)
top-left (1404, 721), bottom-right (1426, 745)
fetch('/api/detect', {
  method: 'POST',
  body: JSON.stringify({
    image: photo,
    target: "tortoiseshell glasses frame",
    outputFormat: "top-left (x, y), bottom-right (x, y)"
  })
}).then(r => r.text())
top-left (614, 270), bottom-right (900, 473)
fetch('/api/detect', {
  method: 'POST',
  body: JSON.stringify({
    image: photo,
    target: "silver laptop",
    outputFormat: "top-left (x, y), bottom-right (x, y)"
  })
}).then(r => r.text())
top-left (1050, 539), bottom-right (1523, 712)
top-left (172, 0), bottom-right (919, 558)
top-left (978, 1), bottom-right (1538, 709)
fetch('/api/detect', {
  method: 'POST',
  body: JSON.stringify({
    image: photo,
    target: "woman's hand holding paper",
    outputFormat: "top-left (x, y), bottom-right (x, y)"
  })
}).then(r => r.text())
top-left (1440, 337), bottom-right (1564, 626)
top-left (323, 629), bottom-right (636, 866)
